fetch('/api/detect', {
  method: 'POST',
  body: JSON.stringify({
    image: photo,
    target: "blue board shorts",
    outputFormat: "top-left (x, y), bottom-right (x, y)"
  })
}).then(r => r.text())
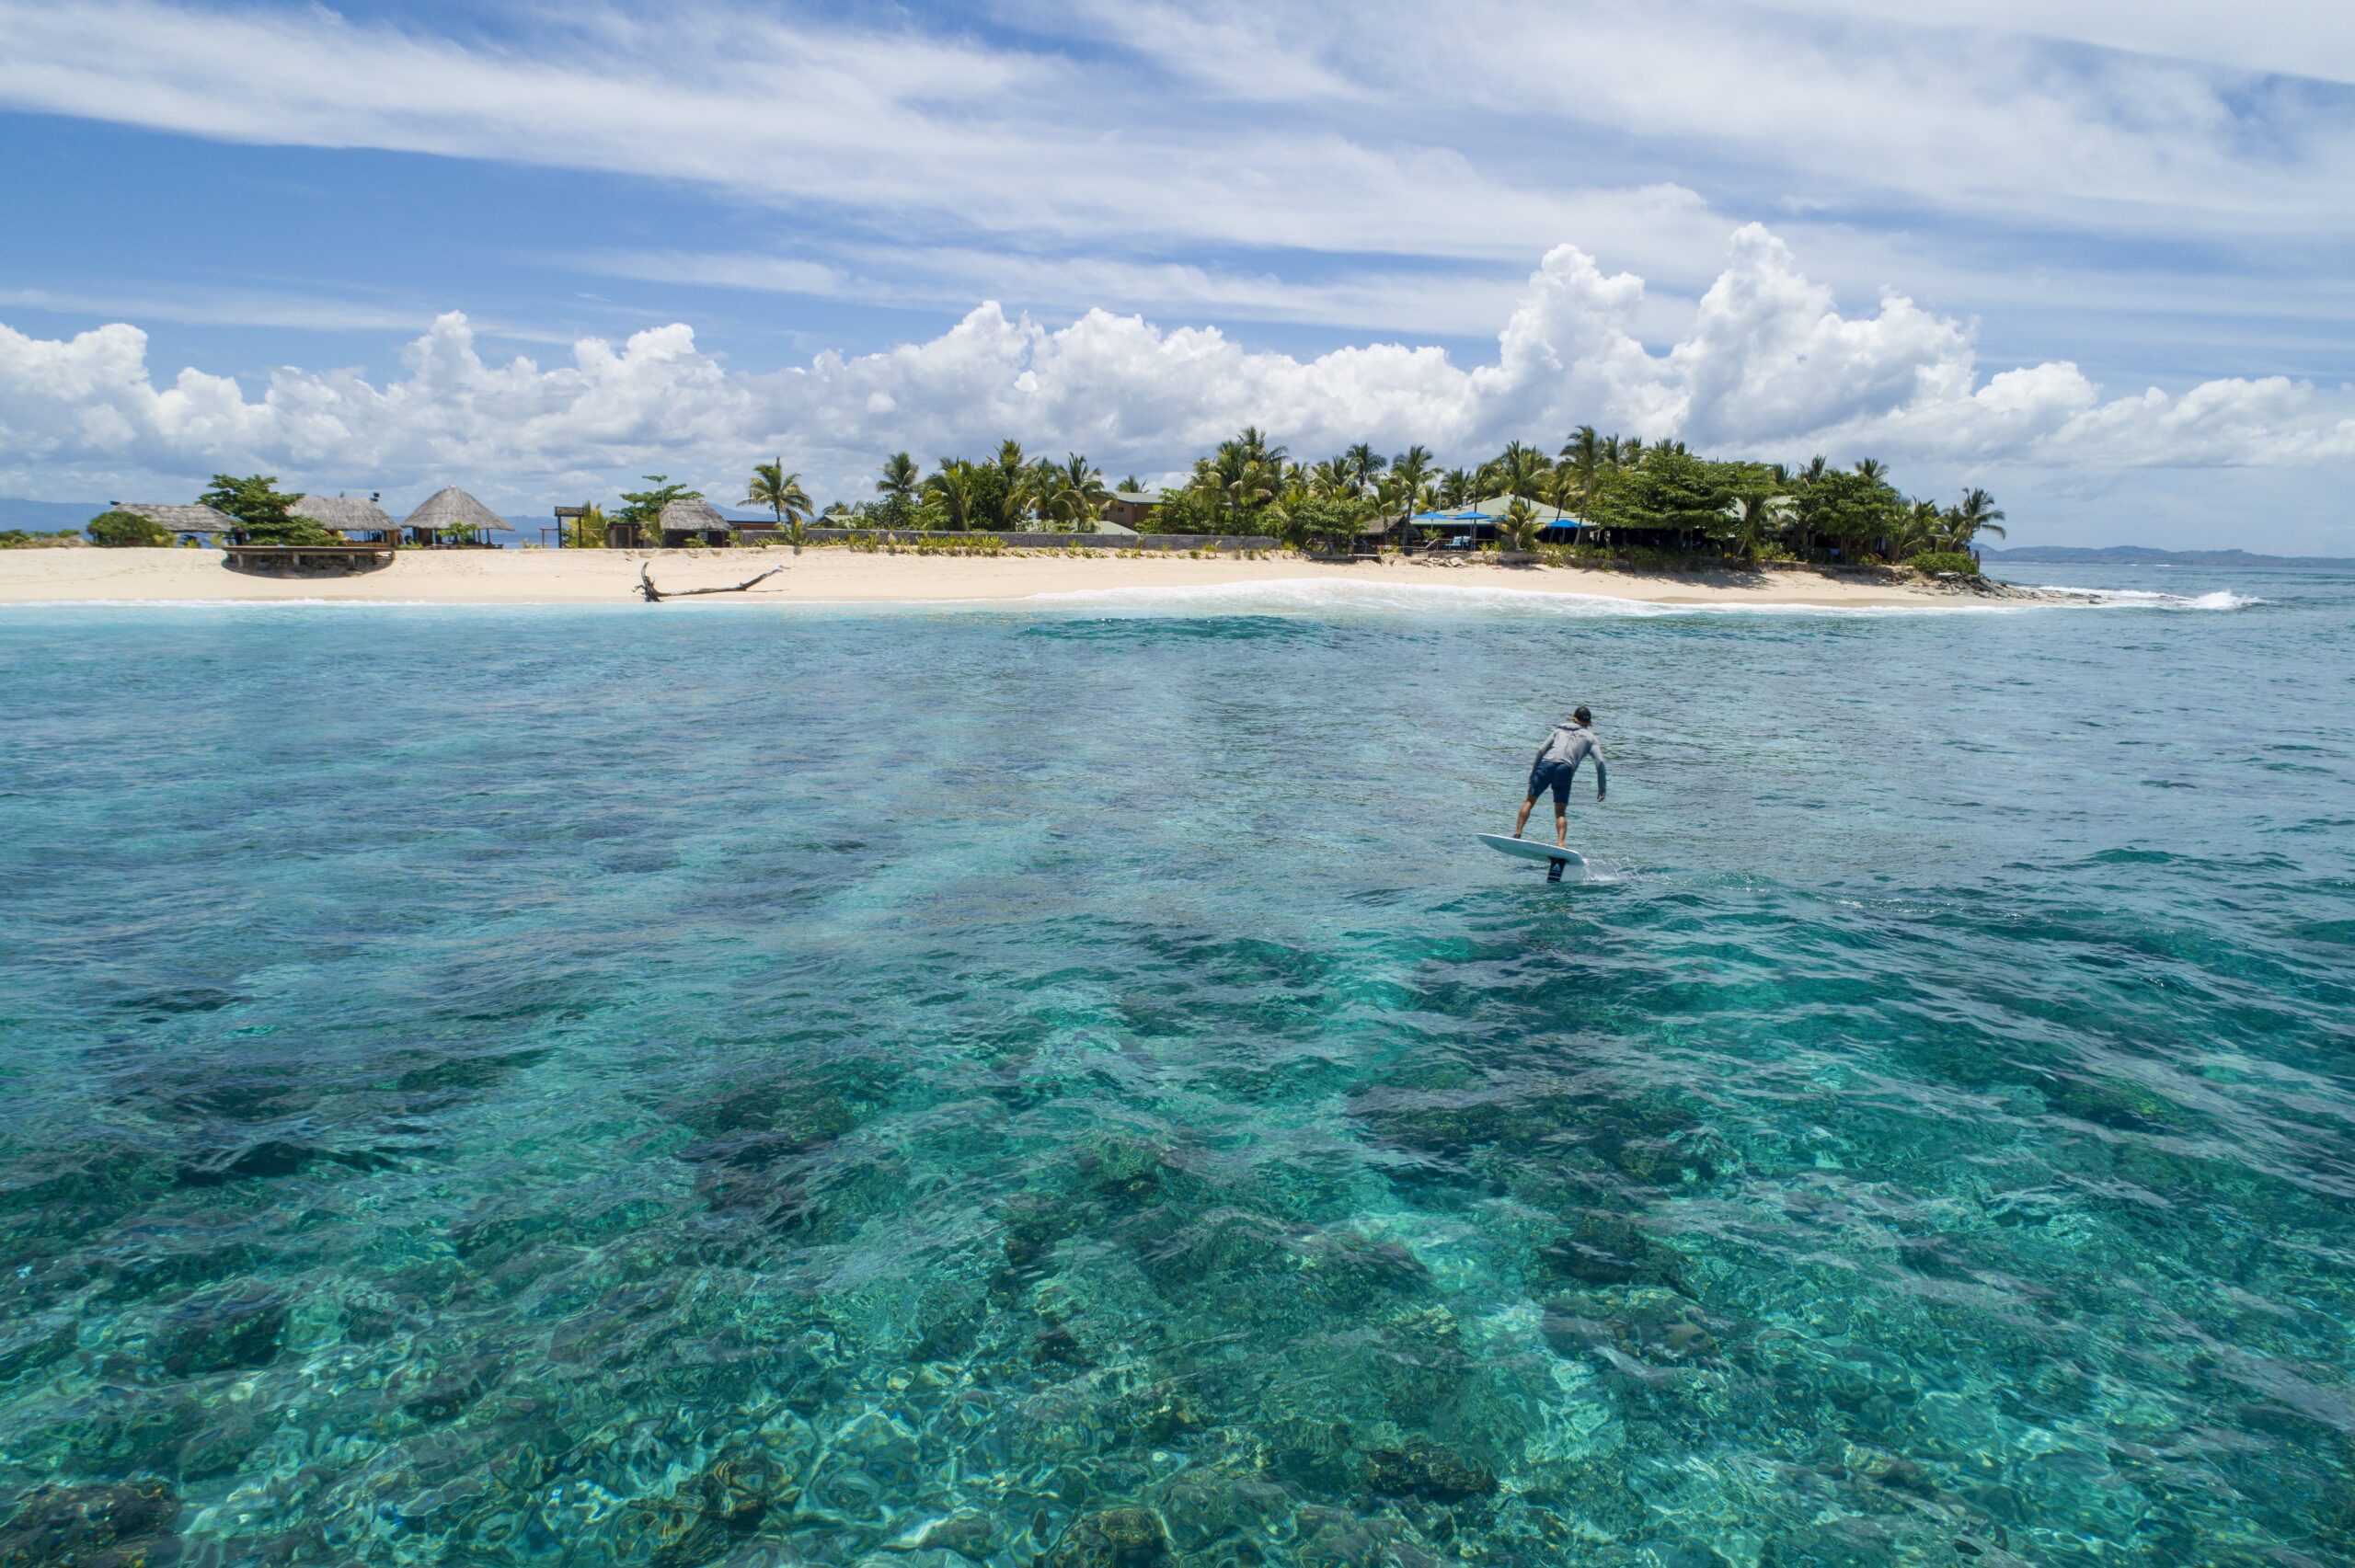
top-left (1528, 760), bottom-right (1577, 807)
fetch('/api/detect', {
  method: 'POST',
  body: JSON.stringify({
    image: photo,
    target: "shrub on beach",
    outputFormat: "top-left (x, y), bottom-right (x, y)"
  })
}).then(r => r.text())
top-left (0, 529), bottom-right (89, 549)
top-left (1907, 551), bottom-right (1980, 577)
top-left (87, 509), bottom-right (171, 547)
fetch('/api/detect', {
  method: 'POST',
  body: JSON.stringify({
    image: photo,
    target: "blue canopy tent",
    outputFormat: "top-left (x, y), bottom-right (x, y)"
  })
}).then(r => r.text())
top-left (1407, 495), bottom-right (1580, 550)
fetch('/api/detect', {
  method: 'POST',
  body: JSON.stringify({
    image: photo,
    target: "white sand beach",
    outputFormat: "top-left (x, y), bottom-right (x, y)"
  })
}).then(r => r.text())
top-left (0, 547), bottom-right (2005, 608)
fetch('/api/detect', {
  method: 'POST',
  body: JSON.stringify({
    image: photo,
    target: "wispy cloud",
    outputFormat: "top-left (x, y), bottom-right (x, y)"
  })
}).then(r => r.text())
top-left (0, 285), bottom-right (572, 342)
top-left (576, 247), bottom-right (1543, 338)
top-left (1, 0), bottom-right (2349, 546)
top-left (3, 0), bottom-right (2346, 261)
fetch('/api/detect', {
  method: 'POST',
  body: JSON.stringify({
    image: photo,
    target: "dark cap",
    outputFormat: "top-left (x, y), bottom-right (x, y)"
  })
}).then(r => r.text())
top-left (1573, 705), bottom-right (1592, 725)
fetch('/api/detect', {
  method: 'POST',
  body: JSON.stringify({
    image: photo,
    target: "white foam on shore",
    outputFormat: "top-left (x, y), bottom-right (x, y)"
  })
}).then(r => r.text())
top-left (2032, 586), bottom-right (2261, 611)
top-left (0, 580), bottom-right (2262, 616)
top-left (1017, 578), bottom-right (2046, 618)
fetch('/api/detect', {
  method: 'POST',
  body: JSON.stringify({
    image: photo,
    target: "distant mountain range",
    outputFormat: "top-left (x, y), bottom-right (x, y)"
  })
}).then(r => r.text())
top-left (1985, 545), bottom-right (2355, 569)
top-left (0, 498), bottom-right (109, 533)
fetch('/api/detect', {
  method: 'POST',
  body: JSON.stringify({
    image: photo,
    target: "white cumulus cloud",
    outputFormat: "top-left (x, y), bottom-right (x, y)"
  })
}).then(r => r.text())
top-left (4, 227), bottom-right (2350, 512)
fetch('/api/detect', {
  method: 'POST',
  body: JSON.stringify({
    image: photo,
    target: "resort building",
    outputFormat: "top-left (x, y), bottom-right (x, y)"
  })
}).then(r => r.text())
top-left (401, 486), bottom-right (511, 548)
top-left (656, 496), bottom-right (738, 548)
top-left (113, 502), bottom-right (236, 544)
top-left (292, 494), bottom-right (399, 543)
top-left (1105, 490), bottom-right (1162, 531)
top-left (1408, 494), bottom-right (1581, 545)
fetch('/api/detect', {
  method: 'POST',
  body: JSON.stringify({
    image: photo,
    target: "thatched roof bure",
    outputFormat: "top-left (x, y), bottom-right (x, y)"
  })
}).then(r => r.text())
top-left (403, 486), bottom-right (511, 532)
top-left (115, 503), bottom-right (237, 532)
top-left (291, 495), bottom-right (396, 530)
top-left (658, 497), bottom-right (733, 532)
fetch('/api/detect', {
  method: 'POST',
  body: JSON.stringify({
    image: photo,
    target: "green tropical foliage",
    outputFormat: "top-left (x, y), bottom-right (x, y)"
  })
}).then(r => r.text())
top-left (744, 460), bottom-right (813, 550)
top-left (615, 475), bottom-right (702, 542)
top-left (199, 474), bottom-right (339, 544)
top-left (922, 461), bottom-right (988, 531)
top-left (697, 431), bottom-right (1998, 566)
top-left (1498, 497), bottom-right (1542, 554)
top-left (1044, 453), bottom-right (1110, 532)
top-left (1281, 497), bottom-right (1364, 554)
top-left (1947, 487), bottom-right (2006, 547)
top-left (86, 509), bottom-right (170, 547)
top-left (566, 503), bottom-right (610, 549)
top-left (875, 452), bottom-right (923, 529)
top-left (1908, 550), bottom-right (1982, 576)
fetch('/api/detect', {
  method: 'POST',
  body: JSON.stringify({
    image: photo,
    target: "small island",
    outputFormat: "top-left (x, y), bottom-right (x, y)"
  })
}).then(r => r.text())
top-left (0, 428), bottom-right (2019, 607)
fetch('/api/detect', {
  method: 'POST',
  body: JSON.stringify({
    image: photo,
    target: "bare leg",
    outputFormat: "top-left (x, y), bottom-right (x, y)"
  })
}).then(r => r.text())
top-left (1513, 795), bottom-right (1537, 838)
top-left (1555, 808), bottom-right (1568, 848)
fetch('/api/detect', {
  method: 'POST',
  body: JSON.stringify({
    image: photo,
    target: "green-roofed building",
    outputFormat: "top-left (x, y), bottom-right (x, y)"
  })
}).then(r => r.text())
top-left (1105, 490), bottom-right (1161, 532)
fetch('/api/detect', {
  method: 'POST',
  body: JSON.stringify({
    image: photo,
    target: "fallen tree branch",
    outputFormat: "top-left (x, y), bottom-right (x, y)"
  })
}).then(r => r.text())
top-left (638, 562), bottom-right (787, 601)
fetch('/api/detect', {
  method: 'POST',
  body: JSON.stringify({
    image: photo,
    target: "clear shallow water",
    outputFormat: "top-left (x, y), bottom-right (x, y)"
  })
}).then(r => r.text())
top-left (0, 568), bottom-right (2349, 1567)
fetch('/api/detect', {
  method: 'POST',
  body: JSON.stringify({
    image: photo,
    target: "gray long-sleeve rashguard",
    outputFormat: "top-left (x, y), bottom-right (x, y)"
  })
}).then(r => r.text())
top-left (1531, 723), bottom-right (1607, 797)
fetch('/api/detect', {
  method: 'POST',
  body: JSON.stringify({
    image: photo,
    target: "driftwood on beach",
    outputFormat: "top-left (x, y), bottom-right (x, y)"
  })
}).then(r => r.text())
top-left (637, 562), bottom-right (786, 601)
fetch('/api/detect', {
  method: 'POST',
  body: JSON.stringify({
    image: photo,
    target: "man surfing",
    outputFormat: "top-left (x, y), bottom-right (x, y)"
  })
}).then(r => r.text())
top-left (1513, 706), bottom-right (1606, 848)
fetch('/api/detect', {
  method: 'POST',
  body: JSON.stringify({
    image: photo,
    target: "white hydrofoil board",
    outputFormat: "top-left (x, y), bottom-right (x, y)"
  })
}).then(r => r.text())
top-left (1477, 833), bottom-right (1587, 872)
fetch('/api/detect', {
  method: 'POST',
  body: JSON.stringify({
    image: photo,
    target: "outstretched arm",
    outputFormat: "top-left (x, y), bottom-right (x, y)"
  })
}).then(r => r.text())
top-left (1593, 746), bottom-right (1608, 800)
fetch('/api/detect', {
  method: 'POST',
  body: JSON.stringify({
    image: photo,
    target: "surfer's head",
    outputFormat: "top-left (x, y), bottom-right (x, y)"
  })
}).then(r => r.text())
top-left (1573, 706), bottom-right (1592, 727)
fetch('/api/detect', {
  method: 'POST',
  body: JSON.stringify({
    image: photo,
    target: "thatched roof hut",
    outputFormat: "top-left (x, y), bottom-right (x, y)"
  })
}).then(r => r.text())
top-left (658, 497), bottom-right (733, 533)
top-left (291, 494), bottom-right (396, 532)
top-left (402, 486), bottom-right (511, 535)
top-left (114, 502), bottom-right (236, 534)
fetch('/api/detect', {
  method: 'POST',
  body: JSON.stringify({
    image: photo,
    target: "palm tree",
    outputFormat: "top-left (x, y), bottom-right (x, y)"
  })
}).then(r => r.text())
top-left (1390, 444), bottom-right (1433, 491)
top-left (744, 459), bottom-right (813, 553)
top-left (1048, 452), bottom-right (1111, 532)
top-left (1118, 475), bottom-right (1144, 494)
top-left (1853, 456), bottom-right (1890, 484)
top-left (1220, 462), bottom-right (1277, 525)
top-left (1309, 457), bottom-right (1354, 500)
top-left (1342, 442), bottom-right (1387, 496)
top-left (1374, 471), bottom-right (1420, 544)
top-left (1381, 445), bottom-right (1435, 545)
top-left (924, 461), bottom-right (985, 532)
top-left (876, 452), bottom-right (921, 529)
top-left (1894, 498), bottom-right (1944, 560)
top-left (1545, 463), bottom-right (1584, 522)
top-left (1495, 440), bottom-right (1550, 501)
top-left (1723, 488), bottom-right (1795, 560)
top-left (1558, 425), bottom-right (1604, 520)
top-left (1235, 425), bottom-right (1288, 469)
top-left (1499, 496), bottom-right (1543, 555)
top-left (1786, 456), bottom-right (1830, 557)
top-left (1438, 467), bottom-right (1476, 509)
top-left (1947, 486), bottom-right (2006, 548)
top-left (1620, 435), bottom-right (1647, 467)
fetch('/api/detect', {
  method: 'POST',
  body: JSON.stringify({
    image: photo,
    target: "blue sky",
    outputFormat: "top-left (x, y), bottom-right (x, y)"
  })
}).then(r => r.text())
top-left (2, 0), bottom-right (2351, 548)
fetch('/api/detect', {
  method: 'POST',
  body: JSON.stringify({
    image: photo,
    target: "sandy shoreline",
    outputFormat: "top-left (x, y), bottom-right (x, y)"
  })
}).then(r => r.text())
top-left (0, 547), bottom-right (2010, 608)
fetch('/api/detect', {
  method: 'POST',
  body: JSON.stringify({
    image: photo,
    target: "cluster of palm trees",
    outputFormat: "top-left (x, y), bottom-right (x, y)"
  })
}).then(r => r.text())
top-left (863, 442), bottom-right (1113, 533)
top-left (741, 429), bottom-right (2005, 563)
top-left (743, 447), bottom-right (1113, 543)
top-left (1151, 426), bottom-right (2003, 561)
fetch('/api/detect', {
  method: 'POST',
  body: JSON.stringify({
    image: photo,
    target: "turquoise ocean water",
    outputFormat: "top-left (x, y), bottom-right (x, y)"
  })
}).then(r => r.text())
top-left (1, 567), bottom-right (2349, 1566)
